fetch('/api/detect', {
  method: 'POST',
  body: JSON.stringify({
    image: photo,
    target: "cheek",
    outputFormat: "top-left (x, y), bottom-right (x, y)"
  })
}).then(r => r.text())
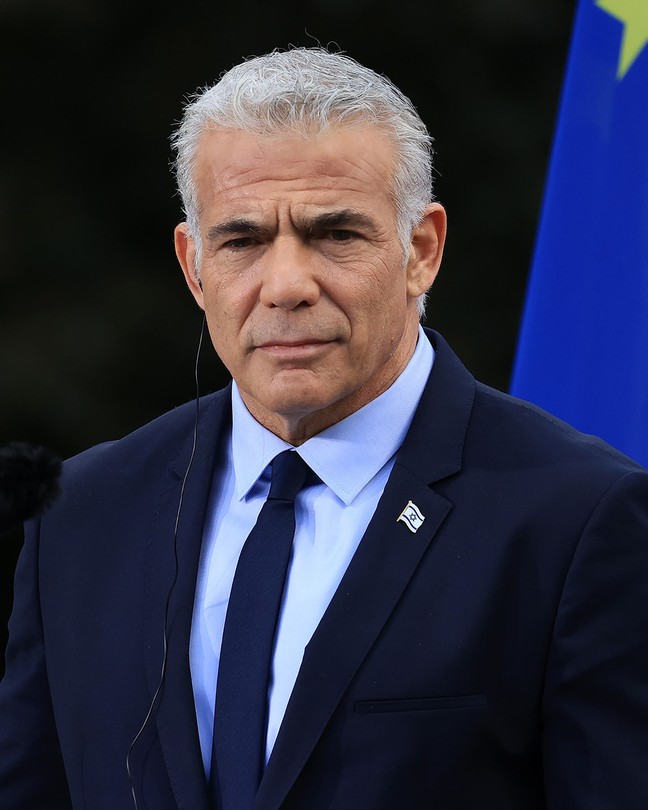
top-left (202, 290), bottom-right (247, 358)
top-left (202, 268), bottom-right (255, 323)
top-left (344, 262), bottom-right (408, 326)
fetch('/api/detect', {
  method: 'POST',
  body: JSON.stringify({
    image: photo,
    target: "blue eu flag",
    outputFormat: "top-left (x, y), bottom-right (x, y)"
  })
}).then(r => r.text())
top-left (510, 0), bottom-right (648, 467)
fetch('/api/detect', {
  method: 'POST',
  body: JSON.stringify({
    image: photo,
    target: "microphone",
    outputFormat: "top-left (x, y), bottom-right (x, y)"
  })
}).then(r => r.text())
top-left (0, 443), bottom-right (62, 534)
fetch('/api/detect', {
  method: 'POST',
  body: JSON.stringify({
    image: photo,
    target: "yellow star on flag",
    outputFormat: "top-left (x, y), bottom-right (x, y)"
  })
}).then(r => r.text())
top-left (596, 0), bottom-right (648, 78)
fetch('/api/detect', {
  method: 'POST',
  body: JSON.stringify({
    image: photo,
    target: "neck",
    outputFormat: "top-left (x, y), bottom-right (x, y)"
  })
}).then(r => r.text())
top-left (238, 329), bottom-right (420, 445)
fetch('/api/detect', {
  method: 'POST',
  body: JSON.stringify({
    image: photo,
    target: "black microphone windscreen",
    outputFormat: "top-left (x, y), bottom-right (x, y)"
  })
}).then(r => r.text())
top-left (0, 443), bottom-right (62, 534)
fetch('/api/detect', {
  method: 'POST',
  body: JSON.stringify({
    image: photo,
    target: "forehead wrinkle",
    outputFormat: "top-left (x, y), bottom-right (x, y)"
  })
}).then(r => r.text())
top-left (206, 150), bottom-right (392, 199)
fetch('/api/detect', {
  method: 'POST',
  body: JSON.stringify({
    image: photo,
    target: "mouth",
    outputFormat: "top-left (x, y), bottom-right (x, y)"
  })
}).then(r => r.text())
top-left (255, 338), bottom-right (335, 359)
top-left (258, 338), bottom-right (330, 348)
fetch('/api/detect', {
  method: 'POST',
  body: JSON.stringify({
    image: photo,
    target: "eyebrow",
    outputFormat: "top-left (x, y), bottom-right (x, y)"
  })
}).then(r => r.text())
top-left (206, 209), bottom-right (379, 245)
top-left (302, 209), bottom-right (378, 234)
top-left (206, 219), bottom-right (270, 243)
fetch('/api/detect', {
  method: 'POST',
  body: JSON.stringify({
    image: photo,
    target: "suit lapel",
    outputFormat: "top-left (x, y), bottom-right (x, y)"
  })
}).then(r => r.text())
top-left (256, 473), bottom-right (452, 810)
top-left (257, 330), bottom-right (476, 810)
top-left (142, 389), bottom-right (232, 810)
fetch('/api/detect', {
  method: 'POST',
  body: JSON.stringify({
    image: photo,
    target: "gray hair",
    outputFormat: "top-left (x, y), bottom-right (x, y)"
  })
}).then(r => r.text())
top-left (171, 48), bottom-right (435, 315)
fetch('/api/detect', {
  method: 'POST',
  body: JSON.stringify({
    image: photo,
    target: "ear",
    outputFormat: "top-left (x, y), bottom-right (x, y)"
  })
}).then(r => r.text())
top-left (174, 222), bottom-right (205, 310)
top-left (405, 203), bottom-right (447, 298)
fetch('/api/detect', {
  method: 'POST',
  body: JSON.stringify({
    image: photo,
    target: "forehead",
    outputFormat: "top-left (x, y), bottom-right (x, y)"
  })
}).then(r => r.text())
top-left (192, 126), bottom-right (397, 217)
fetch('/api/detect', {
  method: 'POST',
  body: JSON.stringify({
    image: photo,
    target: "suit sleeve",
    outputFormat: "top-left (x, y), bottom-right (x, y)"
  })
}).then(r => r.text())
top-left (0, 518), bottom-right (72, 808)
top-left (542, 469), bottom-right (648, 808)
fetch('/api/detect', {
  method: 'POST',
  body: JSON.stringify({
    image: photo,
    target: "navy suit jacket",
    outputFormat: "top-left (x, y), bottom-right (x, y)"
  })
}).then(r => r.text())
top-left (1, 330), bottom-right (648, 809)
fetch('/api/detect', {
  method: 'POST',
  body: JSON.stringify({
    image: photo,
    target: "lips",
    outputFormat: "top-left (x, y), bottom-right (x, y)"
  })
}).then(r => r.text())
top-left (253, 338), bottom-right (336, 361)
top-left (257, 338), bottom-right (331, 349)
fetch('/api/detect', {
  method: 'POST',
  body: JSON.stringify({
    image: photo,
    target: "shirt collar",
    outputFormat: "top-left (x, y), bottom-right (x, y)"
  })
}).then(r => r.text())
top-left (231, 325), bottom-right (434, 505)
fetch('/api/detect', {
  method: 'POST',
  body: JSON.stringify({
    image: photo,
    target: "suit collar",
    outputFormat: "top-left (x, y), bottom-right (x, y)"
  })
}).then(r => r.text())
top-left (396, 328), bottom-right (475, 483)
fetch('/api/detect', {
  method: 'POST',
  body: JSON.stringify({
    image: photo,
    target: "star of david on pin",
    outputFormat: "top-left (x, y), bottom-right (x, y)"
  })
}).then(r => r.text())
top-left (397, 500), bottom-right (425, 533)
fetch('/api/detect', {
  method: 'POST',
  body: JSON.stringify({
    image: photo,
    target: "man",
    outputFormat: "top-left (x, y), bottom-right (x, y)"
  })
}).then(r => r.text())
top-left (1, 48), bottom-right (647, 810)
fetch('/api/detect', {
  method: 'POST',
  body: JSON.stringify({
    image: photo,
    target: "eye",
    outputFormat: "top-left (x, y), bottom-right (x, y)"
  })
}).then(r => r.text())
top-left (224, 236), bottom-right (257, 250)
top-left (328, 229), bottom-right (355, 242)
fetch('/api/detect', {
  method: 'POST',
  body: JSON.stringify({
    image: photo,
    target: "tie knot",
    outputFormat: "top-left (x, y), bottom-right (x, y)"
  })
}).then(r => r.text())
top-left (267, 450), bottom-right (313, 501)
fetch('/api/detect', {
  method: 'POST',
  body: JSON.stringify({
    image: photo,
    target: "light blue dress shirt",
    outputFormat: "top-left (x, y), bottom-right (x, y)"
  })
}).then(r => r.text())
top-left (190, 326), bottom-right (434, 776)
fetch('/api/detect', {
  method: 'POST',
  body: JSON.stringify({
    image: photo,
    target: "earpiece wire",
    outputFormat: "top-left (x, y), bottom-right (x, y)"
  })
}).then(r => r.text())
top-left (126, 313), bottom-right (206, 809)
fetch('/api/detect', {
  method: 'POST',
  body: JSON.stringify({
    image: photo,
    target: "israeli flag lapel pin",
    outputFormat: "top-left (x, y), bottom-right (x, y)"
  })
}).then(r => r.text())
top-left (397, 500), bottom-right (425, 533)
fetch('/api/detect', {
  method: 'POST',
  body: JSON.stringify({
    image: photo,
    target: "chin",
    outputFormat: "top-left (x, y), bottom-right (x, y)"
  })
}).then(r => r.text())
top-left (251, 380), bottom-right (346, 418)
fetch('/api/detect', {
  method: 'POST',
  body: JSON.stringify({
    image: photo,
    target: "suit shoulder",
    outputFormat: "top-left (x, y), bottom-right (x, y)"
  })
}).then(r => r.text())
top-left (470, 381), bottom-right (646, 478)
top-left (63, 389), bottom-right (229, 481)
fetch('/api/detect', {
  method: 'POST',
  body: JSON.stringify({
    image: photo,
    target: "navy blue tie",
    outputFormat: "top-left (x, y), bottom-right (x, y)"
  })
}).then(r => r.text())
top-left (210, 450), bottom-right (313, 810)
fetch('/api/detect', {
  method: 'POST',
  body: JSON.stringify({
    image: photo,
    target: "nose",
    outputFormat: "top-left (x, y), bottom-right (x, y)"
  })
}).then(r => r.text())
top-left (259, 236), bottom-right (320, 310)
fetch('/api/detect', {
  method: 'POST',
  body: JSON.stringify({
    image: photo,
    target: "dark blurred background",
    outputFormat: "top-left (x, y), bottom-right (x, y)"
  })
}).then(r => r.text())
top-left (1, 0), bottom-right (575, 668)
